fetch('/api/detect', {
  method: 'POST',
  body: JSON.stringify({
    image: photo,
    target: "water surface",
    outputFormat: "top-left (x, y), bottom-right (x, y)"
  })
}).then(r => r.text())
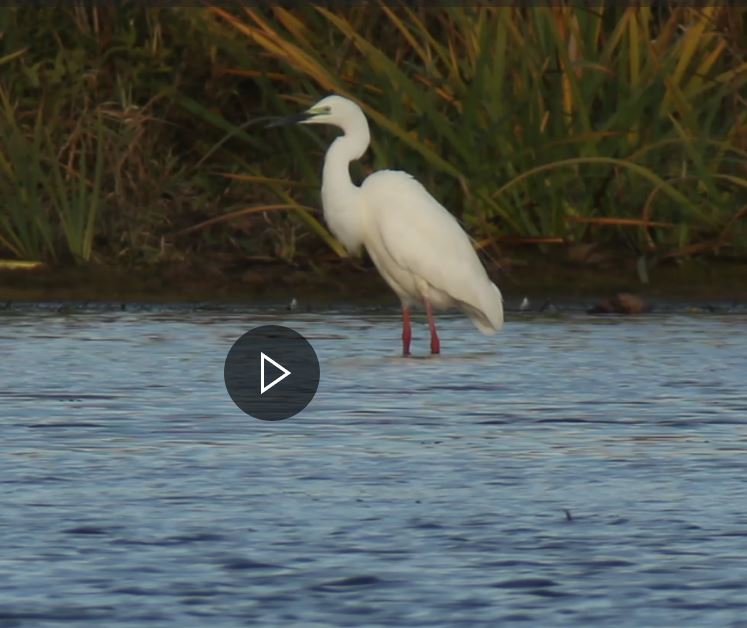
top-left (2, 304), bottom-right (747, 626)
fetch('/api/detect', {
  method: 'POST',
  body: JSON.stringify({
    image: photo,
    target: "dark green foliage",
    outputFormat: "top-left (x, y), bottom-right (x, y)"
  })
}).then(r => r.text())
top-left (0, 6), bottom-right (745, 268)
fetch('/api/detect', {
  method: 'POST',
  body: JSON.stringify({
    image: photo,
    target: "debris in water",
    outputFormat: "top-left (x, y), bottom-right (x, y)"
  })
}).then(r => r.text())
top-left (588, 293), bottom-right (648, 314)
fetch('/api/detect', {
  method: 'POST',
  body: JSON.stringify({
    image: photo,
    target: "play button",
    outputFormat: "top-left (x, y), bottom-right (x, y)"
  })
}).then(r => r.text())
top-left (260, 352), bottom-right (290, 394)
top-left (224, 325), bottom-right (320, 421)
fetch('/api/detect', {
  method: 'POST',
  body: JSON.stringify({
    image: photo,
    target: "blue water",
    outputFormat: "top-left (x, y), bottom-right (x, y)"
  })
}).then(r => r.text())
top-left (2, 304), bottom-right (747, 626)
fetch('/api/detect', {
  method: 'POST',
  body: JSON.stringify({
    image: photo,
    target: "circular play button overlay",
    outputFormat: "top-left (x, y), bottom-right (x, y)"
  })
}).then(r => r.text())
top-left (224, 325), bottom-right (320, 421)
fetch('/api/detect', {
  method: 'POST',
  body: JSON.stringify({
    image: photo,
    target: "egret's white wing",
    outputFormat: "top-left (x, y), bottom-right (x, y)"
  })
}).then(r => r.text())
top-left (361, 170), bottom-right (503, 332)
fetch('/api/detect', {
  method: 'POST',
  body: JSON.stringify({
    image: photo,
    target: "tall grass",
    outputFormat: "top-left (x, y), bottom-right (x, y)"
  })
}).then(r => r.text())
top-left (0, 6), bottom-right (236, 264)
top-left (0, 84), bottom-right (54, 261)
top-left (209, 5), bottom-right (747, 265)
top-left (0, 6), bottom-right (745, 272)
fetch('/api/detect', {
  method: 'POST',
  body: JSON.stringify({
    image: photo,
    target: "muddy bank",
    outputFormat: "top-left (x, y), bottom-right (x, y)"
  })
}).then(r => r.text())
top-left (1, 255), bottom-right (746, 307)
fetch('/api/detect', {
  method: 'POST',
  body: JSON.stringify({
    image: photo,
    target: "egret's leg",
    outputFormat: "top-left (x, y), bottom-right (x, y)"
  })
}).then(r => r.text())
top-left (401, 305), bottom-right (412, 356)
top-left (424, 299), bottom-right (440, 354)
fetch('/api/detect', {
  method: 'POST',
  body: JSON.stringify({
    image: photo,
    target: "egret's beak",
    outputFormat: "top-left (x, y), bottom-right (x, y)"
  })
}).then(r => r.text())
top-left (265, 110), bottom-right (314, 128)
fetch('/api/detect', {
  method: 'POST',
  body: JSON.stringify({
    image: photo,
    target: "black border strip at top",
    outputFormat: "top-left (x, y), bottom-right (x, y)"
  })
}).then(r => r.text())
top-left (0, 2), bottom-right (743, 8)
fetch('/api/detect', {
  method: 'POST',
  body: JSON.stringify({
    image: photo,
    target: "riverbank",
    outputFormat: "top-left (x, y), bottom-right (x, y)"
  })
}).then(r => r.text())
top-left (2, 253), bottom-right (745, 308)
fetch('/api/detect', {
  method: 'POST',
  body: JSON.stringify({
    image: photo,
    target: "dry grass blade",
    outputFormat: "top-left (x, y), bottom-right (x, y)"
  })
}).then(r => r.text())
top-left (0, 259), bottom-right (44, 269)
top-left (219, 172), bottom-right (315, 188)
top-left (716, 203), bottom-right (747, 247)
top-left (0, 47), bottom-right (29, 66)
top-left (480, 236), bottom-right (566, 246)
top-left (174, 204), bottom-right (320, 236)
top-left (565, 217), bottom-right (674, 228)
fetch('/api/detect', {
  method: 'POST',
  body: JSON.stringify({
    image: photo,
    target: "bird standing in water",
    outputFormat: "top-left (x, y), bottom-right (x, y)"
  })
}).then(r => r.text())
top-left (270, 95), bottom-right (503, 356)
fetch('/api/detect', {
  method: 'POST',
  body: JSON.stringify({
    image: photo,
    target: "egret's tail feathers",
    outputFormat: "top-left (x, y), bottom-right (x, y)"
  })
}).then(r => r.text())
top-left (465, 282), bottom-right (504, 335)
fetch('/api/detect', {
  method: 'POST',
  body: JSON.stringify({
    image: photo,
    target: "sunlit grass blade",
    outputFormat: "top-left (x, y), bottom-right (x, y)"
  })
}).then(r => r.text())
top-left (0, 47), bottom-right (28, 66)
top-left (0, 259), bottom-right (44, 269)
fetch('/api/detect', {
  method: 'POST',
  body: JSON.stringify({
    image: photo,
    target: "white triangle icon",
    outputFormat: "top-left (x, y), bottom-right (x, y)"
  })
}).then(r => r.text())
top-left (260, 352), bottom-right (291, 394)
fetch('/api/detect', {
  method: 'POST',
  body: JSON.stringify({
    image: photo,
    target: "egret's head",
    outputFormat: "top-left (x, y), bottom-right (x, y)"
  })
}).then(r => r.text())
top-left (299, 95), bottom-right (362, 127)
top-left (267, 95), bottom-right (366, 131)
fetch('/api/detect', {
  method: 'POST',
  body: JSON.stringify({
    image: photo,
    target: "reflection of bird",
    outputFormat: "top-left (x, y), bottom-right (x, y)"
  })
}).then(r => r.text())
top-left (270, 95), bottom-right (503, 355)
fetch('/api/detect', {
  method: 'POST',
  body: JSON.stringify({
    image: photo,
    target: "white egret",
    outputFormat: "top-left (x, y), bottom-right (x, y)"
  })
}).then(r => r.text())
top-left (269, 95), bottom-right (503, 355)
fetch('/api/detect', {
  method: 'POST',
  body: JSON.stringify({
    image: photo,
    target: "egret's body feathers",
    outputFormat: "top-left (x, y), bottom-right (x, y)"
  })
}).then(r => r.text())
top-left (277, 94), bottom-right (504, 353)
top-left (361, 170), bottom-right (503, 334)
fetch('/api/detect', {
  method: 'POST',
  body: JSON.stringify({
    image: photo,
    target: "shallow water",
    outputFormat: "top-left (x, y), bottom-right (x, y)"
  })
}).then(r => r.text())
top-left (2, 304), bottom-right (747, 626)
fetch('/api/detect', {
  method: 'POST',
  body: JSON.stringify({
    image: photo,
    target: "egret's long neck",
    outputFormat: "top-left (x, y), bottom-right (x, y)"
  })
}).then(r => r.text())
top-left (322, 124), bottom-right (370, 203)
top-left (320, 116), bottom-right (370, 254)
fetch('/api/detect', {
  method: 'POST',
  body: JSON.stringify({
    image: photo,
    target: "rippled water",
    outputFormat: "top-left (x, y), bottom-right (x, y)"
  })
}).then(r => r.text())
top-left (2, 304), bottom-right (747, 626)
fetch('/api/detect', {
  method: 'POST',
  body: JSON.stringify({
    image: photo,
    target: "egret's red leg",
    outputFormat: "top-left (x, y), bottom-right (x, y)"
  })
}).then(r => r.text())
top-left (424, 299), bottom-right (440, 354)
top-left (401, 305), bottom-right (412, 357)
